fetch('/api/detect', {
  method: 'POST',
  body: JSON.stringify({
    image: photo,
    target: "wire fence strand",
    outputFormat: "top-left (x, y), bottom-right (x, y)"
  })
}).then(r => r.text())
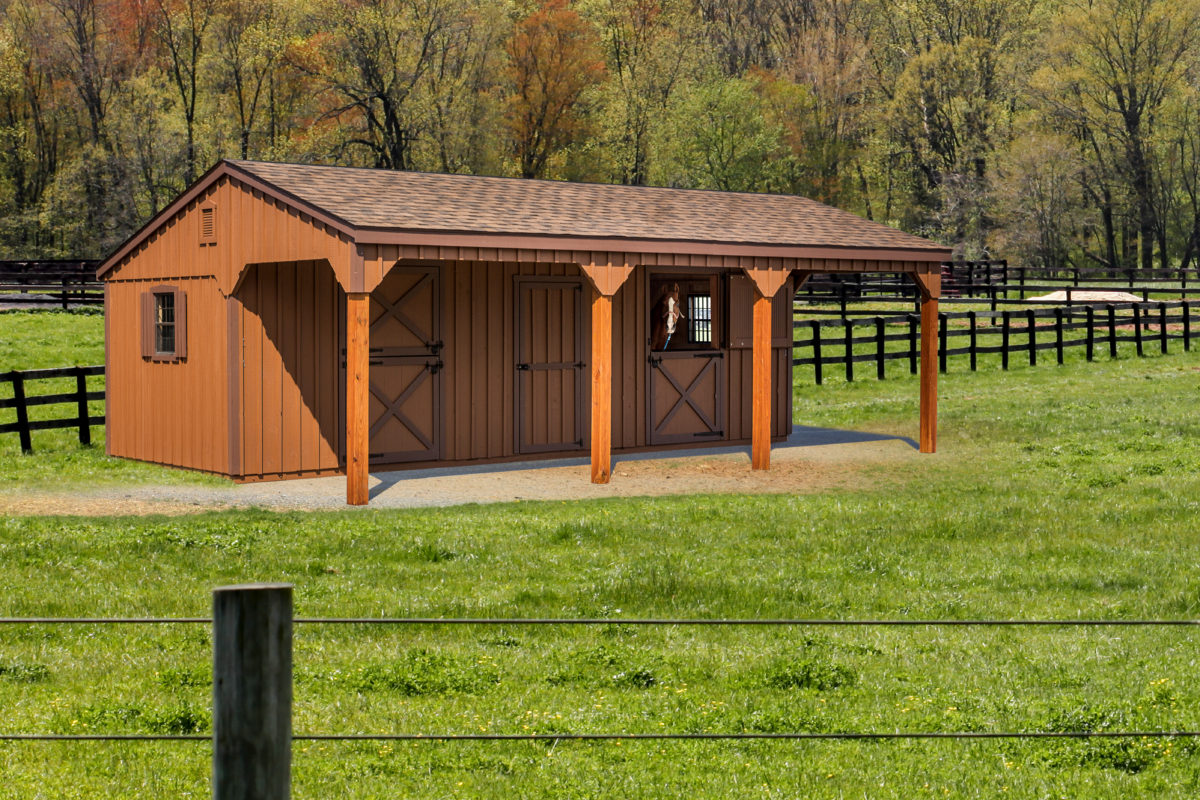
top-left (5, 731), bottom-right (1200, 743)
top-left (2, 617), bottom-right (1199, 626)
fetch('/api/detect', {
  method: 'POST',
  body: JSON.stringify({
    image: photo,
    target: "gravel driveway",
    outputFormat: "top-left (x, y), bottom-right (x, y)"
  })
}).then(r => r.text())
top-left (1, 427), bottom-right (919, 516)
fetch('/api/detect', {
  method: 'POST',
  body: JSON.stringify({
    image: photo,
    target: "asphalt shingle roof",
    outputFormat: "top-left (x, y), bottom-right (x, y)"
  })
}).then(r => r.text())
top-left (230, 160), bottom-right (946, 253)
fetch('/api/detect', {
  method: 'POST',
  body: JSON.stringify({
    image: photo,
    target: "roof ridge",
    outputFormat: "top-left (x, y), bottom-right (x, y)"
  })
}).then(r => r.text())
top-left (228, 158), bottom-right (837, 205)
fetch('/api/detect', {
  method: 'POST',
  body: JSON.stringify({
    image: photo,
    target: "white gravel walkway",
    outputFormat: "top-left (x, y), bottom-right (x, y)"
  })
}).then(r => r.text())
top-left (2, 427), bottom-right (919, 516)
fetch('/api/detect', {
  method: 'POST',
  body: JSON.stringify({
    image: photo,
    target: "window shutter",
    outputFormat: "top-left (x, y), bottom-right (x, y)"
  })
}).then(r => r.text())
top-left (141, 291), bottom-right (154, 358)
top-left (175, 288), bottom-right (188, 360)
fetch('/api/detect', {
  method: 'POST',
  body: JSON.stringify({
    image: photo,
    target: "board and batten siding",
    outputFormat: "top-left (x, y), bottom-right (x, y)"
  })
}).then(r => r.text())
top-left (103, 174), bottom-right (355, 293)
top-left (105, 277), bottom-right (230, 473)
top-left (235, 261), bottom-right (344, 480)
top-left (439, 260), bottom-right (588, 462)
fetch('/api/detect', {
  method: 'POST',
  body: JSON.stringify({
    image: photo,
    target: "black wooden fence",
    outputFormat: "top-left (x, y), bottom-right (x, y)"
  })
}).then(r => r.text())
top-left (0, 366), bottom-right (105, 452)
top-left (799, 260), bottom-right (1200, 314)
top-left (793, 301), bottom-right (1197, 384)
top-left (0, 261), bottom-right (103, 309)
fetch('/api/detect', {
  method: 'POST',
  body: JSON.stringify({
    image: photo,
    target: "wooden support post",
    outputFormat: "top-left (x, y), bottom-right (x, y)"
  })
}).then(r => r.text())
top-left (346, 292), bottom-right (370, 506)
top-left (915, 273), bottom-right (939, 455)
top-left (578, 261), bottom-right (634, 486)
top-left (590, 289), bottom-right (613, 484)
top-left (213, 583), bottom-right (292, 800)
top-left (752, 291), bottom-right (772, 470)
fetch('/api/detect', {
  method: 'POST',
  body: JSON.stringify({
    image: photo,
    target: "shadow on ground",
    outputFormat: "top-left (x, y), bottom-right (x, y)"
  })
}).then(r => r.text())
top-left (367, 426), bottom-right (915, 499)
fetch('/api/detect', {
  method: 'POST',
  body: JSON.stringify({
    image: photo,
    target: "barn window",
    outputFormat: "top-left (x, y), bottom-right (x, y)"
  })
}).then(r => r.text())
top-left (649, 274), bottom-right (719, 351)
top-left (141, 286), bottom-right (188, 361)
top-left (154, 292), bottom-right (176, 353)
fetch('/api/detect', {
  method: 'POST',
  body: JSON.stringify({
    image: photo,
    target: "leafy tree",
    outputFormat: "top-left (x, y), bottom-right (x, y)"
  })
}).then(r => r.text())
top-left (654, 77), bottom-right (780, 192)
top-left (504, 0), bottom-right (606, 179)
top-left (1033, 0), bottom-right (1200, 269)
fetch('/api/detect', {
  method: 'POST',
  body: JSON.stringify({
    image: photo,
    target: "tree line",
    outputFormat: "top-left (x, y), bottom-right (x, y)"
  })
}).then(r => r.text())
top-left (3, 0), bottom-right (1200, 271)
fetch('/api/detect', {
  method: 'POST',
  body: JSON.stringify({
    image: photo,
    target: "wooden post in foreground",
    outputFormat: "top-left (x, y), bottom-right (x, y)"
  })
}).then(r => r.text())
top-left (590, 289), bottom-right (613, 483)
top-left (346, 292), bottom-right (370, 505)
top-left (916, 272), bottom-right (940, 454)
top-left (751, 291), bottom-right (772, 470)
top-left (213, 583), bottom-right (293, 800)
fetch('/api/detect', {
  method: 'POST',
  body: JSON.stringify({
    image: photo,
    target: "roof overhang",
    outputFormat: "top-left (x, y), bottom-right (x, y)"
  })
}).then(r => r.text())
top-left (97, 160), bottom-right (952, 279)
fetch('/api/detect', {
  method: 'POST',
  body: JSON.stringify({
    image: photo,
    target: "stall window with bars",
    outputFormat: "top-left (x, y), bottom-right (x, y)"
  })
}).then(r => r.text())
top-left (688, 294), bottom-right (712, 343)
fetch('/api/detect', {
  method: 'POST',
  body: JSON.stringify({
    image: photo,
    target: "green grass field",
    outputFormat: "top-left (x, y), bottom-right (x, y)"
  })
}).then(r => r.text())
top-left (2, 311), bottom-right (1200, 797)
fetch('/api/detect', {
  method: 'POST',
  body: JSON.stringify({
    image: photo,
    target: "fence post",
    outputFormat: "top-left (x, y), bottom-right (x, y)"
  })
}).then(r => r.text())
top-left (1001, 311), bottom-right (1011, 370)
top-left (1086, 307), bottom-right (1095, 361)
top-left (1055, 308), bottom-right (1064, 365)
top-left (1019, 267), bottom-right (1026, 300)
top-left (811, 320), bottom-right (823, 386)
top-left (843, 319), bottom-right (854, 382)
top-left (61, 276), bottom-right (69, 311)
top-left (1134, 305), bottom-right (1144, 357)
top-left (213, 583), bottom-right (293, 800)
top-left (11, 374), bottom-right (33, 454)
top-left (875, 317), bottom-right (886, 380)
top-left (1159, 302), bottom-right (1168, 354)
top-left (938, 312), bottom-right (948, 373)
top-left (73, 367), bottom-right (91, 446)
top-left (907, 314), bottom-right (918, 374)
top-left (1107, 304), bottom-right (1117, 358)
top-left (968, 311), bottom-right (978, 371)
top-left (1027, 309), bottom-right (1037, 367)
top-left (1185, 303), bottom-right (1192, 351)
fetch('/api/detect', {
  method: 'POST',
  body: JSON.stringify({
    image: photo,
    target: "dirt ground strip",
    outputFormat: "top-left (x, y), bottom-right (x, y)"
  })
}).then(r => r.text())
top-left (0, 434), bottom-right (919, 517)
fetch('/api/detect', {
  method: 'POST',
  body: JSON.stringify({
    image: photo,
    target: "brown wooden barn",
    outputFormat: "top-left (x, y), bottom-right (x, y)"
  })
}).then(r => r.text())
top-left (97, 160), bottom-right (952, 505)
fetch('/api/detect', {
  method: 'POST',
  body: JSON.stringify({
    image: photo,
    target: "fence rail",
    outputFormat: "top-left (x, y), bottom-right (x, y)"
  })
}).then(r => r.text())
top-left (800, 259), bottom-right (1200, 312)
top-left (0, 365), bottom-right (105, 452)
top-left (0, 260), bottom-right (102, 309)
top-left (793, 301), bottom-right (1194, 384)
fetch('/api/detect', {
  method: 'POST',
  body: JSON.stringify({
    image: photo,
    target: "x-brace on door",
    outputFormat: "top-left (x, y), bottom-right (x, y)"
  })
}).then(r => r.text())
top-left (366, 265), bottom-right (442, 463)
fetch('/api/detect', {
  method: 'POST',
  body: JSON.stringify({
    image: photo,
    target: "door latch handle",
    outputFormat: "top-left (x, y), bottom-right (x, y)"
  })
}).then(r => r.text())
top-left (516, 363), bottom-right (530, 371)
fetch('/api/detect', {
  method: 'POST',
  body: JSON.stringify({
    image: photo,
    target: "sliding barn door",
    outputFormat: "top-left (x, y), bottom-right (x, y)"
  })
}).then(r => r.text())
top-left (516, 278), bottom-right (586, 454)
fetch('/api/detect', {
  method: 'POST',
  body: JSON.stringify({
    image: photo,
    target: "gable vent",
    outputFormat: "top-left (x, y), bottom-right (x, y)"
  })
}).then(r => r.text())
top-left (199, 203), bottom-right (216, 244)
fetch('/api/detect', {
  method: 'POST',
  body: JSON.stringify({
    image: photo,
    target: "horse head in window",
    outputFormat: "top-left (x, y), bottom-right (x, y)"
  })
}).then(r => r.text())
top-left (651, 283), bottom-right (685, 350)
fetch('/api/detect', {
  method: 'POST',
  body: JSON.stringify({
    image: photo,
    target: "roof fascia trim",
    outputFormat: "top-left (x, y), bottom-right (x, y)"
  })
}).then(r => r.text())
top-left (351, 229), bottom-right (952, 263)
